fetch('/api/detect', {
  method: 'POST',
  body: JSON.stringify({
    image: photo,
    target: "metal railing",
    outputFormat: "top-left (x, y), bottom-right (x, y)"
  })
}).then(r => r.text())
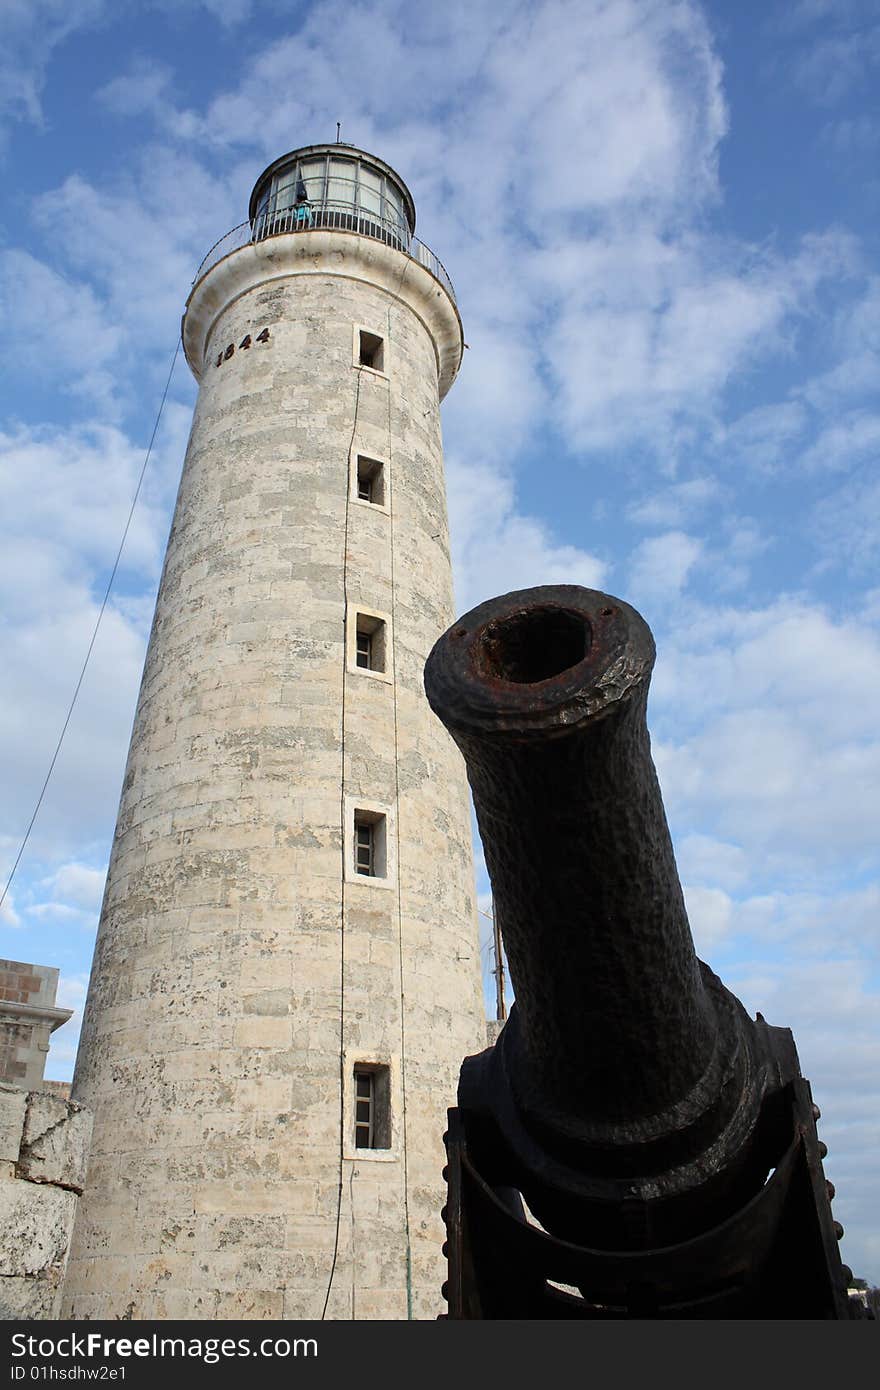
top-left (192, 201), bottom-right (456, 302)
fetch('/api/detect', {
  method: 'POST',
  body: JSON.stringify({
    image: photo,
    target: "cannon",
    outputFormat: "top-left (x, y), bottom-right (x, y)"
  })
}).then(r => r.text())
top-left (424, 585), bottom-right (855, 1319)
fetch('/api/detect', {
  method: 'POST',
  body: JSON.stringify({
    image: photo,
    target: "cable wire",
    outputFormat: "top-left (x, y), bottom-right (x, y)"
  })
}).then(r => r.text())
top-left (383, 264), bottom-right (417, 1320)
top-left (320, 365), bottom-right (364, 1321)
top-left (0, 337), bottom-right (182, 915)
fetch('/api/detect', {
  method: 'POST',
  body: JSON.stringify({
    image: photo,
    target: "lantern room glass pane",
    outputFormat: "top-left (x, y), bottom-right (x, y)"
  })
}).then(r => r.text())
top-left (359, 165), bottom-right (381, 217)
top-left (327, 157), bottom-right (355, 207)
top-left (383, 182), bottom-right (407, 239)
top-left (274, 170), bottom-right (296, 210)
top-left (299, 158), bottom-right (325, 201)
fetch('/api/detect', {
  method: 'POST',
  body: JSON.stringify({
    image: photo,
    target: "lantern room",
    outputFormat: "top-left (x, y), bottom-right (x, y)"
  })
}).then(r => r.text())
top-left (248, 143), bottom-right (416, 249)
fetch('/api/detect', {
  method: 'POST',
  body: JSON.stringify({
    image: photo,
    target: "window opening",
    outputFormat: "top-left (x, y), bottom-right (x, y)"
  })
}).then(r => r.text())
top-left (353, 613), bottom-right (387, 673)
top-left (355, 454), bottom-right (385, 507)
top-left (359, 330), bottom-right (385, 371)
top-left (352, 809), bottom-right (387, 879)
top-left (353, 1064), bottom-right (391, 1149)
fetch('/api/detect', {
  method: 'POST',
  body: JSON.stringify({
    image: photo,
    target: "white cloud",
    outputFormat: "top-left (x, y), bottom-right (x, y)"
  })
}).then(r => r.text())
top-left (725, 953), bottom-right (879, 1281)
top-left (735, 884), bottom-right (880, 954)
top-left (799, 410), bottom-right (880, 473)
top-left (539, 229), bottom-right (857, 456)
top-left (0, 593), bottom-right (147, 865)
top-left (31, 164), bottom-right (231, 346)
top-left (445, 327), bottom-right (548, 466)
top-left (628, 530), bottom-right (702, 601)
top-left (663, 711), bottom-right (880, 872)
top-left (0, 0), bottom-right (256, 147)
top-left (821, 115), bottom-right (880, 157)
top-left (682, 883), bottom-right (733, 951)
top-left (42, 863), bottom-right (106, 912)
top-left (0, 251), bottom-right (124, 412)
top-left (179, 0), bottom-right (254, 24)
top-left (795, 279), bottom-right (878, 411)
top-left (649, 597), bottom-right (880, 877)
top-left (0, 892), bottom-right (22, 928)
top-left (28, 903), bottom-right (92, 922)
top-left (815, 472), bottom-right (880, 575)
top-left (46, 970), bottom-right (91, 1081)
top-left (56, 972), bottom-right (89, 1012)
top-left (677, 833), bottom-right (749, 891)
top-left (0, 0), bottom-right (105, 145)
top-left (0, 415), bottom-right (188, 868)
top-left (96, 58), bottom-right (173, 118)
top-left (789, 24), bottom-right (880, 107)
top-left (0, 420), bottom-right (175, 599)
top-left (722, 400), bottom-right (811, 473)
top-left (447, 455), bottom-right (606, 613)
top-left (628, 478), bottom-right (722, 528)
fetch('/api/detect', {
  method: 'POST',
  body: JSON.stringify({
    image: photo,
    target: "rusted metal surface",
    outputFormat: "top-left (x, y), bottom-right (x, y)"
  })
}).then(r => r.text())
top-left (425, 585), bottom-right (855, 1318)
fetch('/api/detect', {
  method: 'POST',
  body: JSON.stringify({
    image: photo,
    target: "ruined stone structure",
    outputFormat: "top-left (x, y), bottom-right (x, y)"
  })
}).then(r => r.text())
top-left (1, 963), bottom-right (88, 1319)
top-left (62, 144), bottom-right (485, 1320)
top-left (0, 1083), bottom-right (91, 1319)
top-left (1, 958), bottom-right (72, 1090)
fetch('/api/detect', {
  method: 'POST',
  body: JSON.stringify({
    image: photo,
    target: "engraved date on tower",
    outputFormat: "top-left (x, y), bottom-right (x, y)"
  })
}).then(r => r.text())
top-left (214, 328), bottom-right (271, 366)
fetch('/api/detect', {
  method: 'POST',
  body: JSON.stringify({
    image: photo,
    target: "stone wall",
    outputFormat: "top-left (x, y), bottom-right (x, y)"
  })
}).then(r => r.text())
top-left (0, 1084), bottom-right (92, 1319)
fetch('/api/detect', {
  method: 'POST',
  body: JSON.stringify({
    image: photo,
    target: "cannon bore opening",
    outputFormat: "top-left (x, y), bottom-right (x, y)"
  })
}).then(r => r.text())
top-left (476, 607), bottom-right (590, 684)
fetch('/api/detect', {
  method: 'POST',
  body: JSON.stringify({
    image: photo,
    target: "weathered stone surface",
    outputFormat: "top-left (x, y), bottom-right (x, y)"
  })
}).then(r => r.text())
top-left (0, 1176), bottom-right (79, 1319)
top-left (0, 1274), bottom-right (63, 1321)
top-left (62, 212), bottom-right (485, 1319)
top-left (0, 1084), bottom-right (27, 1169)
top-left (0, 1086), bottom-right (92, 1319)
top-left (20, 1092), bottom-right (93, 1191)
top-left (0, 1181), bottom-right (77, 1277)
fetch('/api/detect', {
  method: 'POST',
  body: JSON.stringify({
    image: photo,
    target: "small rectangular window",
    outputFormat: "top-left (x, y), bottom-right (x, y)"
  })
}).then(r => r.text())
top-left (355, 454), bottom-right (385, 507)
top-left (354, 1064), bottom-right (391, 1149)
top-left (359, 329), bottom-right (385, 371)
top-left (354, 613), bottom-right (386, 673)
top-left (353, 809), bottom-right (387, 879)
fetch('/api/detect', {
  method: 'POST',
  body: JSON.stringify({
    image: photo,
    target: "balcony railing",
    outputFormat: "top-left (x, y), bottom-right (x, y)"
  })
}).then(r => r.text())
top-left (192, 201), bottom-right (456, 303)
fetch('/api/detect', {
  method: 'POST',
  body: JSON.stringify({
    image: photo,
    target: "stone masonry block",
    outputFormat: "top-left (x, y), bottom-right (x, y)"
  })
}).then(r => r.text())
top-left (0, 1082), bottom-right (27, 1167)
top-left (19, 1092), bottom-right (93, 1191)
top-left (0, 1180), bottom-right (77, 1279)
top-left (0, 1274), bottom-right (63, 1321)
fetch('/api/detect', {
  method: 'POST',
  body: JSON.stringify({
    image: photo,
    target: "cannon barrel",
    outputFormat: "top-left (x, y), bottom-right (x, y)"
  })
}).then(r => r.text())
top-left (426, 585), bottom-right (720, 1133)
top-left (424, 586), bottom-right (859, 1319)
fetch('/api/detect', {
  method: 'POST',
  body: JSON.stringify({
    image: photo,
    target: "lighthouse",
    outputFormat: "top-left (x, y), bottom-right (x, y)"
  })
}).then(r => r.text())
top-left (62, 144), bottom-right (486, 1320)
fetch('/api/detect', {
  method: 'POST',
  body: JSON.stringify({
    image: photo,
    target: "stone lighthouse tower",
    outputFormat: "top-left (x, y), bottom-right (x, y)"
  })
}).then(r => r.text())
top-left (62, 144), bottom-right (486, 1320)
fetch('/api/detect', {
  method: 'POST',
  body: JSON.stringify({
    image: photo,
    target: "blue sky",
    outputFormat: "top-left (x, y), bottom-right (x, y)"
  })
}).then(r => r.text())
top-left (1, 0), bottom-right (878, 1285)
